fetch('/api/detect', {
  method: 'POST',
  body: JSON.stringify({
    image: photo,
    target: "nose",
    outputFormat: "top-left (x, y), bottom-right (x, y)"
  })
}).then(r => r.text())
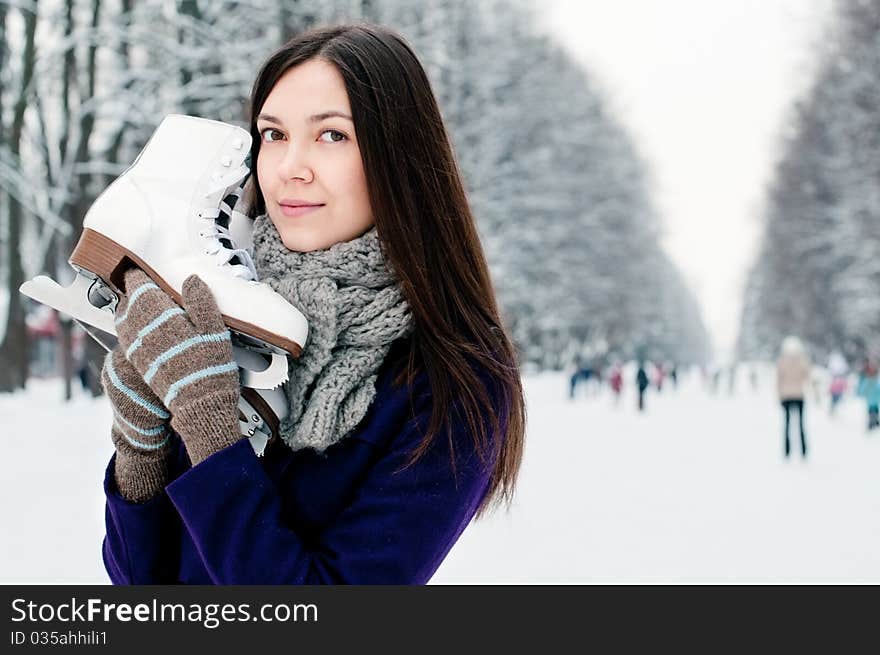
top-left (276, 141), bottom-right (314, 183)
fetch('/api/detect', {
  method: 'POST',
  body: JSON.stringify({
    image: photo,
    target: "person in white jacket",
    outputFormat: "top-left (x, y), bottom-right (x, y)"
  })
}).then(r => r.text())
top-left (777, 335), bottom-right (811, 459)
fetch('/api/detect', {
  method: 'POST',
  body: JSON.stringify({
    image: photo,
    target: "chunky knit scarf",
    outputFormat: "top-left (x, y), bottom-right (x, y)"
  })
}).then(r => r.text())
top-left (250, 213), bottom-right (414, 453)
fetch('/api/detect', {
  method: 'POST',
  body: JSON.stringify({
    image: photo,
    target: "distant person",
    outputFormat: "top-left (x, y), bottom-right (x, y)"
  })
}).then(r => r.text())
top-left (654, 361), bottom-right (665, 392)
top-left (636, 362), bottom-right (650, 412)
top-left (827, 351), bottom-right (848, 416)
top-left (76, 357), bottom-right (90, 391)
top-left (669, 363), bottom-right (678, 389)
top-left (609, 363), bottom-right (624, 404)
top-left (727, 363), bottom-right (737, 395)
top-left (857, 359), bottom-right (880, 431)
top-left (569, 354), bottom-right (592, 400)
top-left (777, 336), bottom-right (811, 459)
top-left (711, 367), bottom-right (721, 394)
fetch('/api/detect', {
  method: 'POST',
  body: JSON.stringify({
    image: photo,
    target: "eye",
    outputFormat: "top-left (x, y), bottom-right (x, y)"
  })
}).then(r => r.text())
top-left (259, 128), bottom-right (284, 143)
top-left (318, 129), bottom-right (347, 144)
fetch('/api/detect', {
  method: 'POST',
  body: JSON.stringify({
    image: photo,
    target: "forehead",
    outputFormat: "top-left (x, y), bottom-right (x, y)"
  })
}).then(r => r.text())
top-left (260, 59), bottom-right (351, 121)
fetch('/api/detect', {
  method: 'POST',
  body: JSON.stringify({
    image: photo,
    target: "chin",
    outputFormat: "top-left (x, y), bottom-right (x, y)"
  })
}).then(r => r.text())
top-left (279, 232), bottom-right (329, 253)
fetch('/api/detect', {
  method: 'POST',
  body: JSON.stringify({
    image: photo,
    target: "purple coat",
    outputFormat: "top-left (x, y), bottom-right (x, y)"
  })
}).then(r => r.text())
top-left (102, 338), bottom-right (499, 584)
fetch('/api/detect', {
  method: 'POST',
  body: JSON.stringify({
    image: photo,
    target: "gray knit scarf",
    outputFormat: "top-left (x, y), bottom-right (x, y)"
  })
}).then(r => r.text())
top-left (250, 213), bottom-right (414, 453)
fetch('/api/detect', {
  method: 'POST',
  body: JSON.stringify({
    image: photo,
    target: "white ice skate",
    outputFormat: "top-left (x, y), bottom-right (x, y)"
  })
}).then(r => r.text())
top-left (20, 114), bottom-right (308, 394)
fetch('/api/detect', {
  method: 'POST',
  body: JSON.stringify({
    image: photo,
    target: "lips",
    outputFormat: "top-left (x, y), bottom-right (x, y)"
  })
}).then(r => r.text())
top-left (279, 199), bottom-right (324, 208)
top-left (279, 203), bottom-right (323, 218)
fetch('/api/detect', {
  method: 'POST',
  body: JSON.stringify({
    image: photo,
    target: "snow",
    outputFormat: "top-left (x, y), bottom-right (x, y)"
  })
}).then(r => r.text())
top-left (0, 379), bottom-right (114, 584)
top-left (2, 368), bottom-right (879, 584)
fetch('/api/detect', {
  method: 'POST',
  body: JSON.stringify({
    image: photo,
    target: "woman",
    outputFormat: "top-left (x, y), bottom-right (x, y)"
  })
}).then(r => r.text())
top-left (857, 358), bottom-right (880, 431)
top-left (776, 336), bottom-right (810, 459)
top-left (100, 24), bottom-right (525, 584)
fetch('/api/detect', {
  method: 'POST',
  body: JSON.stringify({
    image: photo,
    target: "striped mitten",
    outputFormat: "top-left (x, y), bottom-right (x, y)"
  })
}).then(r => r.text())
top-left (114, 267), bottom-right (241, 466)
top-left (101, 347), bottom-right (174, 503)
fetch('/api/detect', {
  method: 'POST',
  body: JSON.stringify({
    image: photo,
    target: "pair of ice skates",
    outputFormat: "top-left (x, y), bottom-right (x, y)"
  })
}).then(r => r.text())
top-left (20, 114), bottom-right (308, 455)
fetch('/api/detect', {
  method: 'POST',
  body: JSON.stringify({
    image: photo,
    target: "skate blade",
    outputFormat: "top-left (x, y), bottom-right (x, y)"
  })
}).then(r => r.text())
top-left (20, 272), bottom-right (117, 336)
top-left (232, 342), bottom-right (289, 390)
top-left (22, 271), bottom-right (290, 390)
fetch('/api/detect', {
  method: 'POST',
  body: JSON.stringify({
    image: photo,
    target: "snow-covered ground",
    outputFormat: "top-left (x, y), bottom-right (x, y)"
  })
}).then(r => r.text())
top-left (2, 367), bottom-right (879, 584)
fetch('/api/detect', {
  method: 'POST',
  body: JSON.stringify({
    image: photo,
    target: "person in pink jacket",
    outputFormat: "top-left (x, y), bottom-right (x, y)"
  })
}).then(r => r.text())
top-left (776, 336), bottom-right (811, 459)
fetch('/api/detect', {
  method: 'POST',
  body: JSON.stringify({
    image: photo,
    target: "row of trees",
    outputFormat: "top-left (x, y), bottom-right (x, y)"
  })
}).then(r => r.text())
top-left (0, 0), bottom-right (306, 393)
top-left (432, 3), bottom-right (710, 368)
top-left (0, 0), bottom-right (709, 395)
top-left (738, 0), bottom-right (880, 364)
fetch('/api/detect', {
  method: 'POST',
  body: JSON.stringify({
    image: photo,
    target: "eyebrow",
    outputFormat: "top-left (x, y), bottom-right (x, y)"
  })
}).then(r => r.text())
top-left (257, 111), bottom-right (353, 125)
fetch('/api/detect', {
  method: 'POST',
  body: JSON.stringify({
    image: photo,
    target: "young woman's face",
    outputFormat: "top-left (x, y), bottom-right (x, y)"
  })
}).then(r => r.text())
top-left (256, 58), bottom-right (374, 252)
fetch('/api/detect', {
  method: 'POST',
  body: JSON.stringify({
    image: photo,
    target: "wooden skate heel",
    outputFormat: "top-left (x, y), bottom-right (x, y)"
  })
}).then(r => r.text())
top-left (69, 228), bottom-right (304, 359)
top-left (69, 228), bottom-right (133, 294)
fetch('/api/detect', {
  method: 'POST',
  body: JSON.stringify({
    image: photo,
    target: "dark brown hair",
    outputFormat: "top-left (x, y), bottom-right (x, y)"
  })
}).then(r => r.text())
top-left (246, 24), bottom-right (525, 518)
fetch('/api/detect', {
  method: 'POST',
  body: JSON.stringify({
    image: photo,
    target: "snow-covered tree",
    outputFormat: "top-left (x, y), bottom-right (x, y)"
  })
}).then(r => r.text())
top-left (739, 0), bottom-right (880, 364)
top-left (1, 0), bottom-right (709, 394)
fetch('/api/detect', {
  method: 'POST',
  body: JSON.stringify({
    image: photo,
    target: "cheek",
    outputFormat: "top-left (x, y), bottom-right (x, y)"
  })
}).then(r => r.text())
top-left (256, 154), bottom-right (274, 189)
top-left (338, 160), bottom-right (370, 210)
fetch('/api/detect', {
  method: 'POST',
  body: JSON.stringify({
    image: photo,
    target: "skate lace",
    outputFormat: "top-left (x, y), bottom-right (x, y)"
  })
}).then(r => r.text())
top-left (198, 217), bottom-right (258, 281)
top-left (199, 164), bottom-right (259, 282)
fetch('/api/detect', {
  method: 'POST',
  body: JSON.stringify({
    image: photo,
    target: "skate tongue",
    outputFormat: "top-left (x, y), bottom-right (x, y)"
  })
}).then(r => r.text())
top-left (211, 185), bottom-right (258, 281)
top-left (207, 165), bottom-right (249, 197)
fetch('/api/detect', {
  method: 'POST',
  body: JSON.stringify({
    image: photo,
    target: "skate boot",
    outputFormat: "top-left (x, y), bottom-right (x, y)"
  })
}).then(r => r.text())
top-left (20, 114), bottom-right (307, 391)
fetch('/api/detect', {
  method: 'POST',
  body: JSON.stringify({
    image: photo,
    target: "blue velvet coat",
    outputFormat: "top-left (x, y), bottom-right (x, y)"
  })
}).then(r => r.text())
top-left (101, 338), bottom-right (498, 584)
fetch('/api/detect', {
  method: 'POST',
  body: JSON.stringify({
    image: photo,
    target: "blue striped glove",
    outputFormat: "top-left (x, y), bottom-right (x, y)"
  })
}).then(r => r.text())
top-left (101, 347), bottom-right (174, 503)
top-left (114, 267), bottom-right (241, 466)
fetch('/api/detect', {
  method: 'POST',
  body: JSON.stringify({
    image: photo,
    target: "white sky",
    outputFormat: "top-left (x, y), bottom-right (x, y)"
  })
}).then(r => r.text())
top-left (540, 0), bottom-right (834, 360)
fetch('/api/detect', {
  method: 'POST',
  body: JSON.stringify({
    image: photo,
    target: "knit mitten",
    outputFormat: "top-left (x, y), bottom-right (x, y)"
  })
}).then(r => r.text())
top-left (100, 347), bottom-right (174, 503)
top-left (114, 267), bottom-right (241, 466)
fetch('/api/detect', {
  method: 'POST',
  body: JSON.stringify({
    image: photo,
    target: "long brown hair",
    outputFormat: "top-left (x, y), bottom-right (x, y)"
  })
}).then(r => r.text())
top-left (246, 24), bottom-right (525, 518)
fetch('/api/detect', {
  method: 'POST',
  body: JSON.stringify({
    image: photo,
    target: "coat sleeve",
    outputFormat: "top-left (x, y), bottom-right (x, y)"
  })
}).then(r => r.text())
top-left (102, 450), bottom-right (183, 584)
top-left (163, 399), bottom-right (496, 585)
